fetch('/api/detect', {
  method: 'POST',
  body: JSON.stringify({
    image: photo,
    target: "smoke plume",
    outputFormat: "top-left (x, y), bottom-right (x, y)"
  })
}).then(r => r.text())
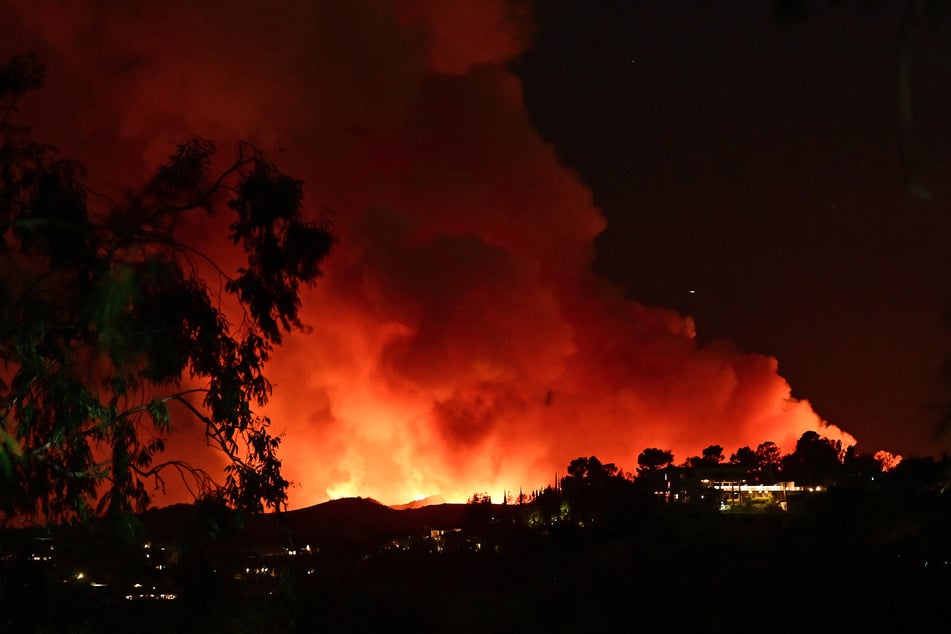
top-left (1, 0), bottom-right (853, 505)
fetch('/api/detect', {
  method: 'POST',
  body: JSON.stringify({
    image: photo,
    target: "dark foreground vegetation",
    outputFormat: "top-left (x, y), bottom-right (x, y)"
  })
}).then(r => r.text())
top-left (3, 448), bottom-right (950, 634)
top-left (2, 51), bottom-right (950, 633)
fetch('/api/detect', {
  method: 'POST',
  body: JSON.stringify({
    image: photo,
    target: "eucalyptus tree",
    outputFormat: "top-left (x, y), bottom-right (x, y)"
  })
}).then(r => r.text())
top-left (0, 55), bottom-right (334, 521)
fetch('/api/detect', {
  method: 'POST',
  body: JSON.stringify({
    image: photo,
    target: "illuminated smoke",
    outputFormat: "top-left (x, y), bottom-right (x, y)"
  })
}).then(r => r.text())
top-left (1, 0), bottom-right (854, 506)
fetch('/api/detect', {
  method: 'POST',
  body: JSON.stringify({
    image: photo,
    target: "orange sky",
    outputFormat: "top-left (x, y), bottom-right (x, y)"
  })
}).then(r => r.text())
top-left (1, 0), bottom-right (857, 507)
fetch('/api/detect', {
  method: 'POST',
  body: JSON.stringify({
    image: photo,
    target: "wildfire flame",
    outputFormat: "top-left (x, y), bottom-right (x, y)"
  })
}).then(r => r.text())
top-left (3, 0), bottom-right (856, 507)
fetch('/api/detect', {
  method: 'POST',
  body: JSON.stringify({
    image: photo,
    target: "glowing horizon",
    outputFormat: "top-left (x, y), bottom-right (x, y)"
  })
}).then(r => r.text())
top-left (4, 0), bottom-right (863, 511)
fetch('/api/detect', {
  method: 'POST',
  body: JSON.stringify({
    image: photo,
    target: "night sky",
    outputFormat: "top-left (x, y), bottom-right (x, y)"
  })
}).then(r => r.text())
top-left (1, 1), bottom-right (948, 506)
top-left (518, 1), bottom-right (951, 458)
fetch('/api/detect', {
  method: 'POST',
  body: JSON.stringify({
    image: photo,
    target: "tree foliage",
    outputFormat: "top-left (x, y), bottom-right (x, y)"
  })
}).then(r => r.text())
top-left (467, 492), bottom-right (492, 505)
top-left (636, 447), bottom-right (674, 473)
top-left (561, 456), bottom-right (641, 525)
top-left (685, 444), bottom-right (725, 468)
top-left (0, 55), bottom-right (334, 521)
top-left (782, 431), bottom-right (843, 486)
top-left (729, 445), bottom-right (758, 470)
top-left (565, 455), bottom-right (620, 482)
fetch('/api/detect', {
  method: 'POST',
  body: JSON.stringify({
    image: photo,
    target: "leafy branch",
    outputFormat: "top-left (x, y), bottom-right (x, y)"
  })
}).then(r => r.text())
top-left (0, 55), bottom-right (333, 523)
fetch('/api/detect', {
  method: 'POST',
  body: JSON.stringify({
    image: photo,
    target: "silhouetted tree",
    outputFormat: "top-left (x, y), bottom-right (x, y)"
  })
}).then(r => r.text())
top-left (561, 456), bottom-right (638, 525)
top-left (637, 448), bottom-right (674, 473)
top-left (634, 448), bottom-right (677, 504)
top-left (529, 485), bottom-right (564, 524)
top-left (841, 445), bottom-right (884, 486)
top-left (887, 454), bottom-right (951, 492)
top-left (0, 55), bottom-right (334, 521)
top-left (702, 444), bottom-right (724, 464)
top-left (467, 492), bottom-right (492, 504)
top-left (685, 444), bottom-right (725, 468)
top-left (565, 456), bottom-right (620, 482)
top-left (754, 441), bottom-right (784, 484)
top-left (782, 431), bottom-right (844, 487)
top-left (730, 445), bottom-right (759, 475)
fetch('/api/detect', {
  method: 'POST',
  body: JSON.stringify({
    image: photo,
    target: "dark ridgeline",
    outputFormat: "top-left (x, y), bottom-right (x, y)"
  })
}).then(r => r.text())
top-left (3, 435), bottom-right (950, 633)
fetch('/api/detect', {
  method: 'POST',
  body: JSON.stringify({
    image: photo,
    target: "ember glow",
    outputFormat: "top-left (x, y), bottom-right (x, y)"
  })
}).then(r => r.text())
top-left (2, 0), bottom-right (856, 507)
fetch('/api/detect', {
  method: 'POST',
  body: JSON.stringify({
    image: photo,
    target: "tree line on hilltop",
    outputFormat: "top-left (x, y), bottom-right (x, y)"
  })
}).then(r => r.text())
top-left (470, 430), bottom-right (950, 522)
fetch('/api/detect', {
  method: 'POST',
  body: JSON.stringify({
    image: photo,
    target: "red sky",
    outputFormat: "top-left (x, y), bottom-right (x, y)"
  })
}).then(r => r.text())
top-left (2, 1), bottom-right (921, 507)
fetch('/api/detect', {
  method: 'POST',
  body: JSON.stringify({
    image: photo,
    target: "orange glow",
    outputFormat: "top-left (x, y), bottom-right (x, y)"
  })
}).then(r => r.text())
top-left (4, 0), bottom-right (863, 508)
top-left (874, 450), bottom-right (902, 471)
